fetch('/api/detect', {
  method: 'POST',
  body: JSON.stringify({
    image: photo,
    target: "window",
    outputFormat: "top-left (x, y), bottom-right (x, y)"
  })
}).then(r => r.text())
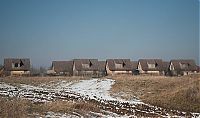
top-left (148, 63), bottom-right (156, 69)
top-left (180, 63), bottom-right (189, 69)
top-left (115, 63), bottom-right (123, 69)
top-left (15, 63), bottom-right (19, 67)
top-left (12, 61), bottom-right (24, 68)
top-left (12, 63), bottom-right (20, 68)
top-left (82, 64), bottom-right (90, 68)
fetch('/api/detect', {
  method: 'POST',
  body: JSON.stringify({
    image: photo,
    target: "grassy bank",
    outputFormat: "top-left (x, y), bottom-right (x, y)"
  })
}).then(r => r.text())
top-left (111, 74), bottom-right (200, 113)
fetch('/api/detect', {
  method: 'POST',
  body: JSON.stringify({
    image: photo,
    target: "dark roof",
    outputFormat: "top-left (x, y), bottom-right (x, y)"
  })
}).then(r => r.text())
top-left (106, 59), bottom-right (132, 71)
top-left (197, 65), bottom-right (200, 72)
top-left (162, 61), bottom-right (170, 71)
top-left (138, 59), bottom-right (163, 71)
top-left (98, 61), bottom-right (106, 71)
top-left (73, 59), bottom-right (99, 71)
top-left (170, 59), bottom-right (197, 71)
top-left (4, 58), bottom-right (30, 71)
top-left (52, 61), bottom-right (73, 73)
top-left (131, 61), bottom-right (138, 70)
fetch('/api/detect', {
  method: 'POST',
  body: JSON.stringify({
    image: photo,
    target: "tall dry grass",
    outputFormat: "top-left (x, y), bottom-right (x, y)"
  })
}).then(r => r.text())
top-left (0, 97), bottom-right (100, 117)
top-left (0, 97), bottom-right (29, 118)
top-left (111, 74), bottom-right (200, 112)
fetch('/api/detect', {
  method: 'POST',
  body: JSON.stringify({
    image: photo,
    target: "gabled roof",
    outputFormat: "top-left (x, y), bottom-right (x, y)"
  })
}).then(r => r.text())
top-left (106, 59), bottom-right (132, 71)
top-left (138, 59), bottom-right (163, 71)
top-left (170, 59), bottom-right (197, 71)
top-left (73, 59), bottom-right (99, 71)
top-left (4, 58), bottom-right (30, 71)
top-left (52, 61), bottom-right (73, 73)
top-left (162, 61), bottom-right (170, 71)
top-left (131, 61), bottom-right (138, 70)
top-left (197, 65), bottom-right (200, 72)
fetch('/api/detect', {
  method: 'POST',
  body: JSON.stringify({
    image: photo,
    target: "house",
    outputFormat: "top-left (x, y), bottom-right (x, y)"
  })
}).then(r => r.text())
top-left (197, 65), bottom-right (200, 73)
top-left (48, 61), bottom-right (73, 76)
top-left (73, 59), bottom-right (99, 76)
top-left (169, 59), bottom-right (197, 76)
top-left (131, 61), bottom-right (139, 75)
top-left (4, 58), bottom-right (30, 76)
top-left (162, 61), bottom-right (170, 75)
top-left (106, 59), bottom-right (132, 75)
top-left (137, 59), bottom-right (164, 75)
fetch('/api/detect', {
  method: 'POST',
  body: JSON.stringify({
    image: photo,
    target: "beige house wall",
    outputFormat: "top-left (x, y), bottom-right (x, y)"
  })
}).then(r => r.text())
top-left (11, 71), bottom-right (30, 76)
top-left (137, 62), bottom-right (145, 73)
top-left (106, 63), bottom-right (113, 75)
top-left (47, 69), bottom-right (56, 75)
top-left (182, 71), bottom-right (197, 75)
top-left (169, 62), bottom-right (174, 71)
top-left (138, 62), bottom-right (161, 75)
top-left (106, 62), bottom-right (132, 75)
top-left (113, 71), bottom-right (132, 75)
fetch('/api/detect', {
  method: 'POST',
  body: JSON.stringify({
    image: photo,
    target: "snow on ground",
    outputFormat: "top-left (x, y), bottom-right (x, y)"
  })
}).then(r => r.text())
top-left (0, 78), bottom-right (200, 117)
top-left (68, 79), bottom-right (115, 101)
top-left (51, 78), bottom-right (142, 104)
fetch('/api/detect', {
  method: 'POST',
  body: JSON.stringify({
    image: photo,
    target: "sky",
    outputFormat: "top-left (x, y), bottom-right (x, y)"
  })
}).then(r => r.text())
top-left (0, 0), bottom-right (199, 67)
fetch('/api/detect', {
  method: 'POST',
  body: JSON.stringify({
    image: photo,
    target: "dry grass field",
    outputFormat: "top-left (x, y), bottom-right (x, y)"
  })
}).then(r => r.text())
top-left (0, 75), bottom-right (200, 117)
top-left (0, 76), bottom-right (90, 86)
top-left (111, 74), bottom-right (200, 113)
top-left (0, 76), bottom-right (102, 117)
top-left (0, 96), bottom-right (100, 118)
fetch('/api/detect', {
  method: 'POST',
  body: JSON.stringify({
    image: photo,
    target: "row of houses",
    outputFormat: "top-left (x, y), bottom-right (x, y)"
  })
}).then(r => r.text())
top-left (1, 58), bottom-right (199, 77)
top-left (47, 59), bottom-right (199, 76)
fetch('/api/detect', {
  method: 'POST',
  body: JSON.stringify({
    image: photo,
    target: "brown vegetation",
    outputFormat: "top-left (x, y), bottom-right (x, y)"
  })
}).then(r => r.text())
top-left (0, 76), bottom-right (90, 86)
top-left (0, 97), bottom-right (100, 118)
top-left (111, 74), bottom-right (200, 113)
top-left (0, 97), bottom-right (29, 118)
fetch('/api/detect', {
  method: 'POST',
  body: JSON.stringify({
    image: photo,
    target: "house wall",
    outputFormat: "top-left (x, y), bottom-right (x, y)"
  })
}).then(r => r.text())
top-left (106, 63), bottom-right (113, 75)
top-left (139, 70), bottom-right (160, 75)
top-left (73, 70), bottom-right (97, 76)
top-left (80, 71), bottom-right (94, 76)
top-left (146, 71), bottom-right (160, 75)
top-left (138, 62), bottom-right (161, 75)
top-left (182, 71), bottom-right (197, 76)
top-left (47, 70), bottom-right (56, 75)
top-left (11, 71), bottom-right (30, 76)
top-left (113, 71), bottom-right (132, 75)
top-left (106, 63), bottom-right (132, 75)
top-left (137, 62), bottom-right (145, 74)
top-left (169, 63), bottom-right (174, 71)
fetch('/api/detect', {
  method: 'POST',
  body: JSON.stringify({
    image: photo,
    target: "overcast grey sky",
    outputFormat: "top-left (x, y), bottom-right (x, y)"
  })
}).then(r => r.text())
top-left (0, 0), bottom-right (199, 67)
